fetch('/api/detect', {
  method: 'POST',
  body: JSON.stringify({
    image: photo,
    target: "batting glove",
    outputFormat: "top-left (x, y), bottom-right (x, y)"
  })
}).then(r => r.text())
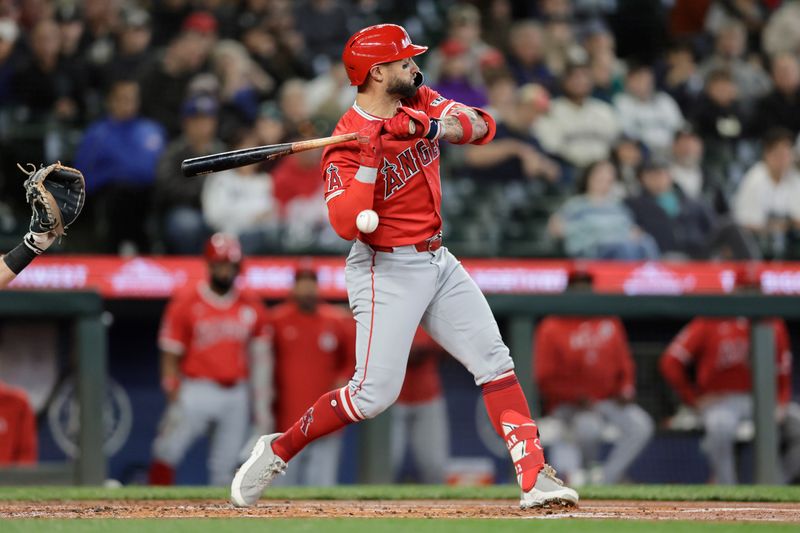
top-left (384, 106), bottom-right (431, 140)
top-left (358, 122), bottom-right (384, 168)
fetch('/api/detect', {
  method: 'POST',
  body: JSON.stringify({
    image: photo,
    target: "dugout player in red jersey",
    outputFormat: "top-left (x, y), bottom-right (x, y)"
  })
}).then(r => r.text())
top-left (233, 24), bottom-right (578, 509)
top-left (660, 317), bottom-right (800, 484)
top-left (268, 266), bottom-right (355, 485)
top-left (535, 317), bottom-right (653, 485)
top-left (0, 379), bottom-right (37, 465)
top-left (149, 233), bottom-right (271, 486)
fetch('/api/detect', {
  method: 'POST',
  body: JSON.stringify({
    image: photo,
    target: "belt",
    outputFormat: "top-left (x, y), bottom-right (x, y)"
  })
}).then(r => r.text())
top-left (368, 232), bottom-right (443, 253)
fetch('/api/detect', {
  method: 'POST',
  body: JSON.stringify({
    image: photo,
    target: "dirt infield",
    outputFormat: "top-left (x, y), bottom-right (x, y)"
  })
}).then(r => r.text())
top-left (1, 499), bottom-right (799, 522)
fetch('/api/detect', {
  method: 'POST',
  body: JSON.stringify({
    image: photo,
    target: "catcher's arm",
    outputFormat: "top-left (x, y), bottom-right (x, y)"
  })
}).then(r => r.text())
top-left (0, 162), bottom-right (85, 289)
top-left (0, 260), bottom-right (15, 288)
top-left (0, 232), bottom-right (57, 289)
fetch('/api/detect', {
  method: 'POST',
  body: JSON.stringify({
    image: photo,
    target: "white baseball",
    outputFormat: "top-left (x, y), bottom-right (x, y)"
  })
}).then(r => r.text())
top-left (356, 209), bottom-right (379, 233)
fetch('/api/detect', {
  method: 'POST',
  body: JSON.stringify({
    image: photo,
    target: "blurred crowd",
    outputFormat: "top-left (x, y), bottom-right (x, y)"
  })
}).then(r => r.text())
top-left (1, 0), bottom-right (800, 259)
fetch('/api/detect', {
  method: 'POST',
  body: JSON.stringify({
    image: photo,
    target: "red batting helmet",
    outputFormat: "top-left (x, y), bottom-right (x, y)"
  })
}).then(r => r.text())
top-left (204, 233), bottom-right (242, 263)
top-left (342, 24), bottom-right (428, 86)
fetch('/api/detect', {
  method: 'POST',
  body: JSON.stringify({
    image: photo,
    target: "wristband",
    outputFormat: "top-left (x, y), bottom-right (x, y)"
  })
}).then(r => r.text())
top-left (2, 240), bottom-right (38, 275)
top-left (469, 107), bottom-right (496, 145)
top-left (425, 119), bottom-right (444, 141)
top-left (451, 111), bottom-right (474, 145)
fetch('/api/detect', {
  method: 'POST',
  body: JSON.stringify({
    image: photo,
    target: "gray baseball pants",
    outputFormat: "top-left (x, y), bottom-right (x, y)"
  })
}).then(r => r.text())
top-left (391, 397), bottom-right (450, 483)
top-left (344, 240), bottom-right (515, 419)
top-left (548, 400), bottom-right (654, 484)
top-left (151, 379), bottom-right (249, 486)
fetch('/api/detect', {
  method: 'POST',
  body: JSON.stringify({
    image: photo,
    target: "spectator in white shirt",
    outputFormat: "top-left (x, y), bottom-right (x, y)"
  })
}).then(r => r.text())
top-left (202, 128), bottom-right (280, 254)
top-left (669, 128), bottom-right (705, 201)
top-left (614, 64), bottom-right (684, 159)
top-left (734, 128), bottom-right (800, 255)
top-left (535, 60), bottom-right (621, 170)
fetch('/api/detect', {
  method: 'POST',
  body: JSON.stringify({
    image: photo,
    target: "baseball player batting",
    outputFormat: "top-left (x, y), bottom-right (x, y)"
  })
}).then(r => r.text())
top-left (232, 24), bottom-right (578, 508)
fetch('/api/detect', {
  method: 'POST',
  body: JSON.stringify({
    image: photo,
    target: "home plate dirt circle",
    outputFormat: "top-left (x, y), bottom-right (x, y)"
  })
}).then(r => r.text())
top-left (1, 500), bottom-right (798, 522)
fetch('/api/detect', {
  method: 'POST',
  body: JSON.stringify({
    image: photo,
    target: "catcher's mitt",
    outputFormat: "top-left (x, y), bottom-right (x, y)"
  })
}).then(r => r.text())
top-left (18, 162), bottom-right (85, 236)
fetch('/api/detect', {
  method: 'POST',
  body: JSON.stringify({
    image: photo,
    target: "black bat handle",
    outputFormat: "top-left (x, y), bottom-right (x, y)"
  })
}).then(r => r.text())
top-left (181, 143), bottom-right (292, 177)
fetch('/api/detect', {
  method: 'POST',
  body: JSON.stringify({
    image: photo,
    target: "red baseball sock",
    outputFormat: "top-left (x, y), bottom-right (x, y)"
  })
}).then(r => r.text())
top-left (148, 460), bottom-right (175, 485)
top-left (272, 387), bottom-right (363, 462)
top-left (481, 370), bottom-right (531, 436)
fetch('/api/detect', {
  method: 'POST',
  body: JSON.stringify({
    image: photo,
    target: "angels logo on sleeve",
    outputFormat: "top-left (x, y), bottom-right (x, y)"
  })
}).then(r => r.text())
top-left (325, 163), bottom-right (343, 194)
top-left (299, 408), bottom-right (314, 436)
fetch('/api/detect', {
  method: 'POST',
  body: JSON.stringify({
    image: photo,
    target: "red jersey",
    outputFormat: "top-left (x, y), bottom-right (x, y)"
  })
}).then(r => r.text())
top-left (272, 301), bottom-right (355, 431)
top-left (535, 317), bottom-right (635, 412)
top-left (158, 282), bottom-right (270, 385)
top-left (397, 328), bottom-right (444, 404)
top-left (321, 86), bottom-right (458, 246)
top-left (660, 318), bottom-right (792, 406)
top-left (0, 382), bottom-right (37, 465)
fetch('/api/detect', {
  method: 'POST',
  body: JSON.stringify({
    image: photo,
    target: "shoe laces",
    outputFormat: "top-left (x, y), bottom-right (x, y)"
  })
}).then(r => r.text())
top-left (257, 457), bottom-right (287, 485)
top-left (541, 464), bottom-right (564, 486)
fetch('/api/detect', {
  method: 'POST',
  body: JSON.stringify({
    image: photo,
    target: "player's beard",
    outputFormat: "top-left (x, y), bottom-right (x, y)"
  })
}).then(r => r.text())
top-left (387, 76), bottom-right (418, 100)
top-left (295, 295), bottom-right (318, 313)
top-left (210, 273), bottom-right (236, 294)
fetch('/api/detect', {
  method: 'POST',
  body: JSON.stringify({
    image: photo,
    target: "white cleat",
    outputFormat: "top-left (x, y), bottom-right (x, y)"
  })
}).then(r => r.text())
top-left (230, 433), bottom-right (287, 507)
top-left (519, 464), bottom-right (579, 509)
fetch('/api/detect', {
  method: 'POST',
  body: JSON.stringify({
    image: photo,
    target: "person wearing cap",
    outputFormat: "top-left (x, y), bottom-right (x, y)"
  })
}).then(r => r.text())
top-left (74, 77), bottom-right (166, 254)
top-left (155, 94), bottom-right (225, 254)
top-left (534, 59), bottom-right (621, 170)
top-left (265, 266), bottom-right (355, 485)
top-left (149, 233), bottom-right (271, 486)
top-left (232, 22), bottom-right (578, 510)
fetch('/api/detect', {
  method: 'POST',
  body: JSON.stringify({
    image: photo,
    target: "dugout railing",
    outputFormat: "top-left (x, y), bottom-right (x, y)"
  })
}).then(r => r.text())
top-left (0, 290), bottom-right (106, 485)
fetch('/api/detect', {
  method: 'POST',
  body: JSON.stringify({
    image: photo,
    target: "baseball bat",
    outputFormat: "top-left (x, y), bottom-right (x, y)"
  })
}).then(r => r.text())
top-left (181, 132), bottom-right (359, 177)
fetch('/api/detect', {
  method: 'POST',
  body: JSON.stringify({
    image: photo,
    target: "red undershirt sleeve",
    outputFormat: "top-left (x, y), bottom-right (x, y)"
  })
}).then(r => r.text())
top-left (325, 166), bottom-right (377, 241)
